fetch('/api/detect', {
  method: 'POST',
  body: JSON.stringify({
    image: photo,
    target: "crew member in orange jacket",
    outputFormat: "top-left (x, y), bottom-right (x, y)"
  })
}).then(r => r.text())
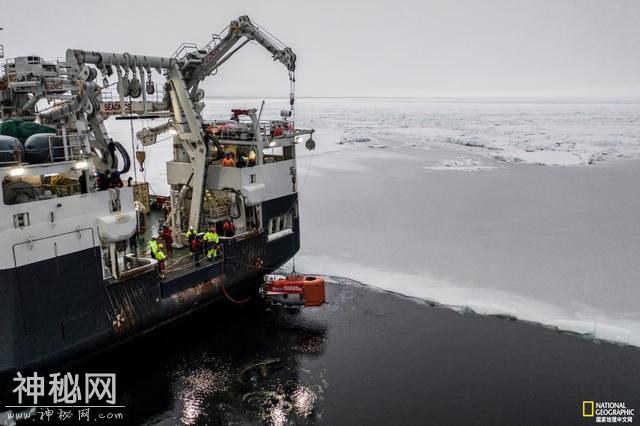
top-left (221, 152), bottom-right (236, 167)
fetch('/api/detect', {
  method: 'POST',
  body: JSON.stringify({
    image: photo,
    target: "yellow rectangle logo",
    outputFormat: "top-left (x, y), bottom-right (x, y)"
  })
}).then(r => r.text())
top-left (583, 401), bottom-right (595, 417)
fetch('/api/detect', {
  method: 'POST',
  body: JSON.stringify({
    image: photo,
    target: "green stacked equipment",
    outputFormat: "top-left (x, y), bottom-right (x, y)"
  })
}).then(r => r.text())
top-left (0, 119), bottom-right (56, 143)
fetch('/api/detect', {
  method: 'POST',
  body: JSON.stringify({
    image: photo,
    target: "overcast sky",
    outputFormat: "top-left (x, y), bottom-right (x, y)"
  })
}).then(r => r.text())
top-left (2, 0), bottom-right (639, 99)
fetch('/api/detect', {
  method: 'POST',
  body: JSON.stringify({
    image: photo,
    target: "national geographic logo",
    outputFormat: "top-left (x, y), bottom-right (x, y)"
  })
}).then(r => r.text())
top-left (582, 401), bottom-right (635, 423)
top-left (584, 401), bottom-right (595, 417)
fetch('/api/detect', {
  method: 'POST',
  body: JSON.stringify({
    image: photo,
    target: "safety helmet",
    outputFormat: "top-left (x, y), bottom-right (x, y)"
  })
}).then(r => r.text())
top-left (152, 234), bottom-right (158, 239)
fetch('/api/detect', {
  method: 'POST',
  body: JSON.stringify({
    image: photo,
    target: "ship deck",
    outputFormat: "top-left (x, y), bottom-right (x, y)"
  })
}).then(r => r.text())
top-left (131, 209), bottom-right (225, 295)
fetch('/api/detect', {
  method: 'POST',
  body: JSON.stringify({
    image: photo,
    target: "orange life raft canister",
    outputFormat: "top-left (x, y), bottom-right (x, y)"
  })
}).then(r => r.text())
top-left (301, 276), bottom-right (326, 306)
top-left (262, 275), bottom-right (326, 307)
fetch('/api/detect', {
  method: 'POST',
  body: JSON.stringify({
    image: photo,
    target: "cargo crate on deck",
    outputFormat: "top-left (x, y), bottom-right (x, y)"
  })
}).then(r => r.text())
top-left (132, 182), bottom-right (150, 214)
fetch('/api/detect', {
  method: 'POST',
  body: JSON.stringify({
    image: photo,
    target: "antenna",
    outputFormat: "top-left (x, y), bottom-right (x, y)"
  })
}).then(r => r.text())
top-left (0, 27), bottom-right (4, 59)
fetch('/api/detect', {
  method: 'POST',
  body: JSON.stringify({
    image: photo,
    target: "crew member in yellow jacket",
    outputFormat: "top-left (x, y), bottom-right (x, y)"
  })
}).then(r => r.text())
top-left (149, 235), bottom-right (167, 278)
top-left (203, 226), bottom-right (220, 260)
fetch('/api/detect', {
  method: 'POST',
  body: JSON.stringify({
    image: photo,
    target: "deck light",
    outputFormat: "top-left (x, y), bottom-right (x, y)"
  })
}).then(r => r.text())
top-left (9, 167), bottom-right (24, 177)
top-left (74, 160), bottom-right (89, 170)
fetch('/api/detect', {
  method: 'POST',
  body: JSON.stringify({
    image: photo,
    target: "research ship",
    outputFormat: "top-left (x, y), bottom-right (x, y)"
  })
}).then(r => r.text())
top-left (0, 16), bottom-right (315, 375)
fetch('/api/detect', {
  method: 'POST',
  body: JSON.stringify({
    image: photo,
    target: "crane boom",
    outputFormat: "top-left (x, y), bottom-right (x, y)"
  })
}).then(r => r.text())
top-left (63, 15), bottom-right (299, 234)
top-left (180, 15), bottom-right (296, 90)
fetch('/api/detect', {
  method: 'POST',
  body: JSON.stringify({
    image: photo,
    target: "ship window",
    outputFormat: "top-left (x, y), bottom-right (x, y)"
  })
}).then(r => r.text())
top-left (13, 212), bottom-right (30, 228)
top-left (283, 146), bottom-right (295, 160)
top-left (268, 213), bottom-right (293, 235)
top-left (267, 213), bottom-right (293, 241)
top-left (263, 146), bottom-right (286, 164)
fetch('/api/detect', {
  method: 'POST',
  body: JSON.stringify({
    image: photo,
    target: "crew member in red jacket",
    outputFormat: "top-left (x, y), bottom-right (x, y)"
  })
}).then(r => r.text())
top-left (223, 218), bottom-right (236, 237)
top-left (161, 225), bottom-right (173, 257)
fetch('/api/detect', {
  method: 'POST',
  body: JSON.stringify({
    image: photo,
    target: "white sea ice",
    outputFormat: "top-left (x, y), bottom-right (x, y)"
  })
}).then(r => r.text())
top-left (424, 158), bottom-right (498, 172)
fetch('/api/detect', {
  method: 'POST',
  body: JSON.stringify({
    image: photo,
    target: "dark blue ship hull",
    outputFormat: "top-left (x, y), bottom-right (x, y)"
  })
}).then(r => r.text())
top-left (0, 193), bottom-right (301, 376)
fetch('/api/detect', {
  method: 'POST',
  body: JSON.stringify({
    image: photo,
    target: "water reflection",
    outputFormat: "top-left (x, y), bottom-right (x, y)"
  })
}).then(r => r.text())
top-left (173, 359), bottom-right (235, 425)
top-left (291, 385), bottom-right (318, 418)
top-left (234, 358), bottom-right (324, 424)
top-left (164, 305), bottom-right (328, 425)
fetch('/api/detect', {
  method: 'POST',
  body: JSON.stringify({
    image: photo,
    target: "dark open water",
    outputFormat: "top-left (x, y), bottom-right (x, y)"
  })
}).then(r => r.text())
top-left (2, 278), bottom-right (639, 425)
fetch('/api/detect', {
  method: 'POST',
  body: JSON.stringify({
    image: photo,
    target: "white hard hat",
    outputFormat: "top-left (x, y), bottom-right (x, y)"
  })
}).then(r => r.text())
top-left (152, 234), bottom-right (158, 239)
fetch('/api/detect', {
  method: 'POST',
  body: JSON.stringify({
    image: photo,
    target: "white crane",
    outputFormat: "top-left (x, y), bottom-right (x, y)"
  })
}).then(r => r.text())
top-left (178, 15), bottom-right (296, 91)
top-left (64, 15), bottom-right (301, 234)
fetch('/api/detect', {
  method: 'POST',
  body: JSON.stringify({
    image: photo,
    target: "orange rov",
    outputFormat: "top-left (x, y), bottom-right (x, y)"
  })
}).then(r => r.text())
top-left (260, 275), bottom-right (326, 307)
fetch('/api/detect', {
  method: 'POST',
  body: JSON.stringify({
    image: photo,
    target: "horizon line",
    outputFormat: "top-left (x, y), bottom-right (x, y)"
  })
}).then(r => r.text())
top-left (204, 94), bottom-right (640, 104)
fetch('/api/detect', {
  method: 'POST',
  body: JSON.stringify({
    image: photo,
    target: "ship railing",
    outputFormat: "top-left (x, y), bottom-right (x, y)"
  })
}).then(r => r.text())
top-left (56, 58), bottom-right (74, 76)
top-left (0, 135), bottom-right (88, 168)
top-left (212, 120), bottom-right (292, 142)
top-left (48, 134), bottom-right (89, 162)
top-left (171, 42), bottom-right (200, 59)
top-left (99, 88), bottom-right (166, 103)
top-left (208, 116), bottom-right (304, 144)
top-left (164, 252), bottom-right (193, 274)
top-left (259, 120), bottom-right (273, 137)
top-left (1, 180), bottom-right (83, 205)
top-left (163, 244), bottom-right (224, 275)
top-left (43, 181), bottom-right (81, 198)
top-left (201, 32), bottom-right (224, 54)
top-left (213, 128), bottom-right (256, 143)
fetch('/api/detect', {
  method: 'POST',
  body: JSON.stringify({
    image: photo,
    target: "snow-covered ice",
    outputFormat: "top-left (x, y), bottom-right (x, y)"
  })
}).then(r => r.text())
top-left (423, 158), bottom-right (498, 172)
top-left (294, 98), bottom-right (640, 166)
top-left (105, 98), bottom-right (640, 346)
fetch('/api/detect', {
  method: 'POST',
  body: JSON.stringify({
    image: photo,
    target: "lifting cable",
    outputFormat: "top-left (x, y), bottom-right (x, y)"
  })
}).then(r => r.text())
top-left (219, 257), bottom-right (251, 304)
top-left (220, 280), bottom-right (251, 304)
top-left (130, 119), bottom-right (138, 181)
